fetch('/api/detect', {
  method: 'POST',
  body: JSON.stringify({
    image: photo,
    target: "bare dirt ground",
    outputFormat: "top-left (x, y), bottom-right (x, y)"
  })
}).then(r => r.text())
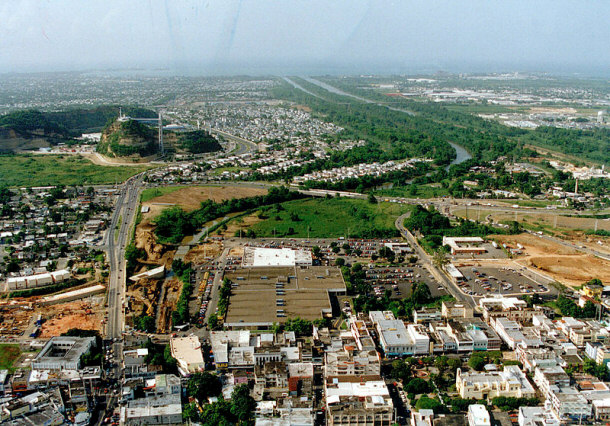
top-left (216, 214), bottom-right (263, 238)
top-left (493, 233), bottom-right (610, 287)
top-left (184, 241), bottom-right (224, 264)
top-left (39, 300), bottom-right (104, 337)
top-left (84, 152), bottom-right (155, 166)
top-left (565, 231), bottom-right (610, 256)
top-left (134, 221), bottom-right (176, 269)
top-left (142, 186), bottom-right (268, 214)
top-left (0, 302), bottom-right (34, 336)
top-left (157, 277), bottom-right (182, 333)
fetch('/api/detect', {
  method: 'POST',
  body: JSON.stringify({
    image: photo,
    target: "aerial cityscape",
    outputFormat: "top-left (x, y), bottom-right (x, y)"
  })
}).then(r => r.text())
top-left (0, 2), bottom-right (609, 426)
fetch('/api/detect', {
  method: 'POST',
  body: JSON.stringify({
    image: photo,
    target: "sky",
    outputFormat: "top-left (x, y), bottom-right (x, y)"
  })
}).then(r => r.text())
top-left (1, 0), bottom-right (609, 76)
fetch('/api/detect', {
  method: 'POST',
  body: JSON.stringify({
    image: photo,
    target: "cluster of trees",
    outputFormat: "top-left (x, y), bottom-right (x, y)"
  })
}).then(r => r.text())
top-left (134, 315), bottom-right (156, 333)
top-left (143, 338), bottom-right (176, 372)
top-left (171, 260), bottom-right (193, 327)
top-left (0, 109), bottom-right (69, 137)
top-left (556, 294), bottom-right (597, 318)
top-left (584, 358), bottom-right (609, 380)
top-left (217, 278), bottom-right (232, 319)
top-left (184, 381), bottom-right (256, 425)
top-left (178, 130), bottom-right (222, 154)
top-left (491, 396), bottom-right (540, 411)
top-left (154, 186), bottom-right (303, 244)
top-left (404, 204), bottom-right (510, 251)
top-left (125, 243), bottom-right (146, 276)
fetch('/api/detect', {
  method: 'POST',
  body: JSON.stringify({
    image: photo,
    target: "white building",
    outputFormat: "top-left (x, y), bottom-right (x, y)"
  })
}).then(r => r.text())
top-left (468, 404), bottom-right (490, 426)
top-left (242, 247), bottom-right (312, 267)
top-left (456, 365), bottom-right (535, 400)
top-left (170, 336), bottom-right (204, 376)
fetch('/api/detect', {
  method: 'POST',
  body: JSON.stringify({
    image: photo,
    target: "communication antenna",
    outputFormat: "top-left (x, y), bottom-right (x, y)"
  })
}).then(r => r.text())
top-left (158, 111), bottom-right (164, 156)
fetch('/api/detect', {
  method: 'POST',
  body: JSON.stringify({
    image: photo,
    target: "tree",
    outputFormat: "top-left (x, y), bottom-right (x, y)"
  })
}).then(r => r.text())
top-left (378, 246), bottom-right (395, 263)
top-left (468, 354), bottom-right (486, 371)
top-left (335, 257), bottom-right (345, 267)
top-left (312, 246), bottom-right (321, 258)
top-left (230, 384), bottom-right (256, 423)
top-left (187, 372), bottom-right (222, 402)
top-left (284, 317), bottom-right (313, 336)
top-left (415, 396), bottom-right (444, 413)
top-left (432, 247), bottom-right (449, 269)
top-left (411, 282), bottom-right (432, 305)
top-left (368, 193), bottom-right (378, 204)
top-left (447, 358), bottom-right (462, 371)
top-left (405, 377), bottom-right (430, 394)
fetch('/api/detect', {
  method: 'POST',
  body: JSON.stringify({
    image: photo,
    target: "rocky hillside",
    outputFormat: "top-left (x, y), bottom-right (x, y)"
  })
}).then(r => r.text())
top-left (97, 119), bottom-right (158, 158)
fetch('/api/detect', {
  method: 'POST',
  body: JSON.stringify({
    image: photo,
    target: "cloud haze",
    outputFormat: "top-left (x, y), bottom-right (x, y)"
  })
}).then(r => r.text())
top-left (1, 0), bottom-right (608, 75)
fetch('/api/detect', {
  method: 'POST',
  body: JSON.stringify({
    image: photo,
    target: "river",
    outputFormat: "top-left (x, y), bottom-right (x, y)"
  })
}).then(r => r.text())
top-left (447, 141), bottom-right (472, 169)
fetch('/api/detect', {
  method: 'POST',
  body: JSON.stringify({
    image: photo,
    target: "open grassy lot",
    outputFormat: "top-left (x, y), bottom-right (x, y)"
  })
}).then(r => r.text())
top-left (249, 197), bottom-right (406, 238)
top-left (0, 344), bottom-right (21, 372)
top-left (140, 185), bottom-right (188, 203)
top-left (0, 154), bottom-right (150, 187)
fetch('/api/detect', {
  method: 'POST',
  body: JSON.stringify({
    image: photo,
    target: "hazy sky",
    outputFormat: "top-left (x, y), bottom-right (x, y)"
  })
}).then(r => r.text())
top-left (1, 0), bottom-right (609, 75)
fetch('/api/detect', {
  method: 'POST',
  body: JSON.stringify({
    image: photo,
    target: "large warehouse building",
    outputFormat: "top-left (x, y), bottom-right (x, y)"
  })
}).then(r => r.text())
top-left (223, 265), bottom-right (346, 330)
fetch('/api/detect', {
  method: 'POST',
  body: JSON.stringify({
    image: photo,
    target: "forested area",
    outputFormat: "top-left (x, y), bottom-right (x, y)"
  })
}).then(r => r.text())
top-left (177, 130), bottom-right (222, 154)
top-left (314, 78), bottom-right (610, 164)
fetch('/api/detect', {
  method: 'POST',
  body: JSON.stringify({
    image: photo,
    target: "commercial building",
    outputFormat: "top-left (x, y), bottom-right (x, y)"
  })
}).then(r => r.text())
top-left (242, 247), bottom-right (312, 267)
top-left (479, 296), bottom-right (535, 322)
top-left (492, 317), bottom-right (542, 350)
top-left (456, 365), bottom-right (535, 400)
top-left (442, 301), bottom-right (474, 319)
top-left (413, 308), bottom-right (441, 324)
top-left (468, 404), bottom-right (490, 426)
top-left (32, 337), bottom-right (96, 370)
top-left (369, 313), bottom-right (430, 356)
top-left (325, 376), bottom-right (393, 426)
top-left (121, 404), bottom-right (183, 425)
top-left (442, 237), bottom-right (486, 255)
top-left (325, 346), bottom-right (381, 377)
top-left (169, 336), bottom-right (204, 376)
top-left (518, 406), bottom-right (559, 426)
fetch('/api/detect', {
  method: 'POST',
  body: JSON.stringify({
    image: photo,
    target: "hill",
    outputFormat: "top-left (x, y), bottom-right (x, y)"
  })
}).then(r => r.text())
top-left (175, 130), bottom-right (222, 154)
top-left (97, 119), bottom-right (158, 158)
top-left (0, 110), bottom-right (70, 151)
top-left (0, 106), bottom-right (156, 152)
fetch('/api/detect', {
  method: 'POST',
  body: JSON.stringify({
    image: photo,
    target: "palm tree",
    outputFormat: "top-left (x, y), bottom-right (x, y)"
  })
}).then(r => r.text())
top-left (432, 248), bottom-right (449, 269)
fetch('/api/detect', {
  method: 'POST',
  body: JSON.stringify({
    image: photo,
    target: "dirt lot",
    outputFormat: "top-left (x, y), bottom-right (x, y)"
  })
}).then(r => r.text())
top-left (493, 233), bottom-right (610, 287)
top-left (39, 299), bottom-right (104, 338)
top-left (142, 185), bottom-right (268, 216)
top-left (0, 303), bottom-right (34, 337)
top-left (215, 214), bottom-right (263, 238)
top-left (184, 241), bottom-right (224, 264)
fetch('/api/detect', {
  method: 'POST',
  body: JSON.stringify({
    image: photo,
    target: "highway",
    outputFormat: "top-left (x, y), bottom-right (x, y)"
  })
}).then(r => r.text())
top-left (210, 128), bottom-right (259, 156)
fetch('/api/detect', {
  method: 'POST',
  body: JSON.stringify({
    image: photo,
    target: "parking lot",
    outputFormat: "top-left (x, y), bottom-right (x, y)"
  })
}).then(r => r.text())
top-left (454, 265), bottom-right (556, 297)
top-left (365, 264), bottom-right (448, 299)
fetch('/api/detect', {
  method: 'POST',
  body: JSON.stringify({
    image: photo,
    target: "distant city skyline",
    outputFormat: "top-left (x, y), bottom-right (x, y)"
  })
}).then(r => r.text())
top-left (1, 0), bottom-right (609, 76)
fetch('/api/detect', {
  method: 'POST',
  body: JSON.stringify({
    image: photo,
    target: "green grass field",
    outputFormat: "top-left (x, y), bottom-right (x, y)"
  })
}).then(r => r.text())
top-left (0, 344), bottom-right (21, 372)
top-left (140, 185), bottom-right (188, 203)
top-left (249, 197), bottom-right (407, 238)
top-left (0, 154), bottom-right (151, 187)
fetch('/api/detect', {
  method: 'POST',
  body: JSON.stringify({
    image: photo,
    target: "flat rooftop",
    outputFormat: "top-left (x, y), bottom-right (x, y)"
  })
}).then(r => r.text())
top-left (224, 266), bottom-right (346, 327)
top-left (242, 247), bottom-right (312, 267)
